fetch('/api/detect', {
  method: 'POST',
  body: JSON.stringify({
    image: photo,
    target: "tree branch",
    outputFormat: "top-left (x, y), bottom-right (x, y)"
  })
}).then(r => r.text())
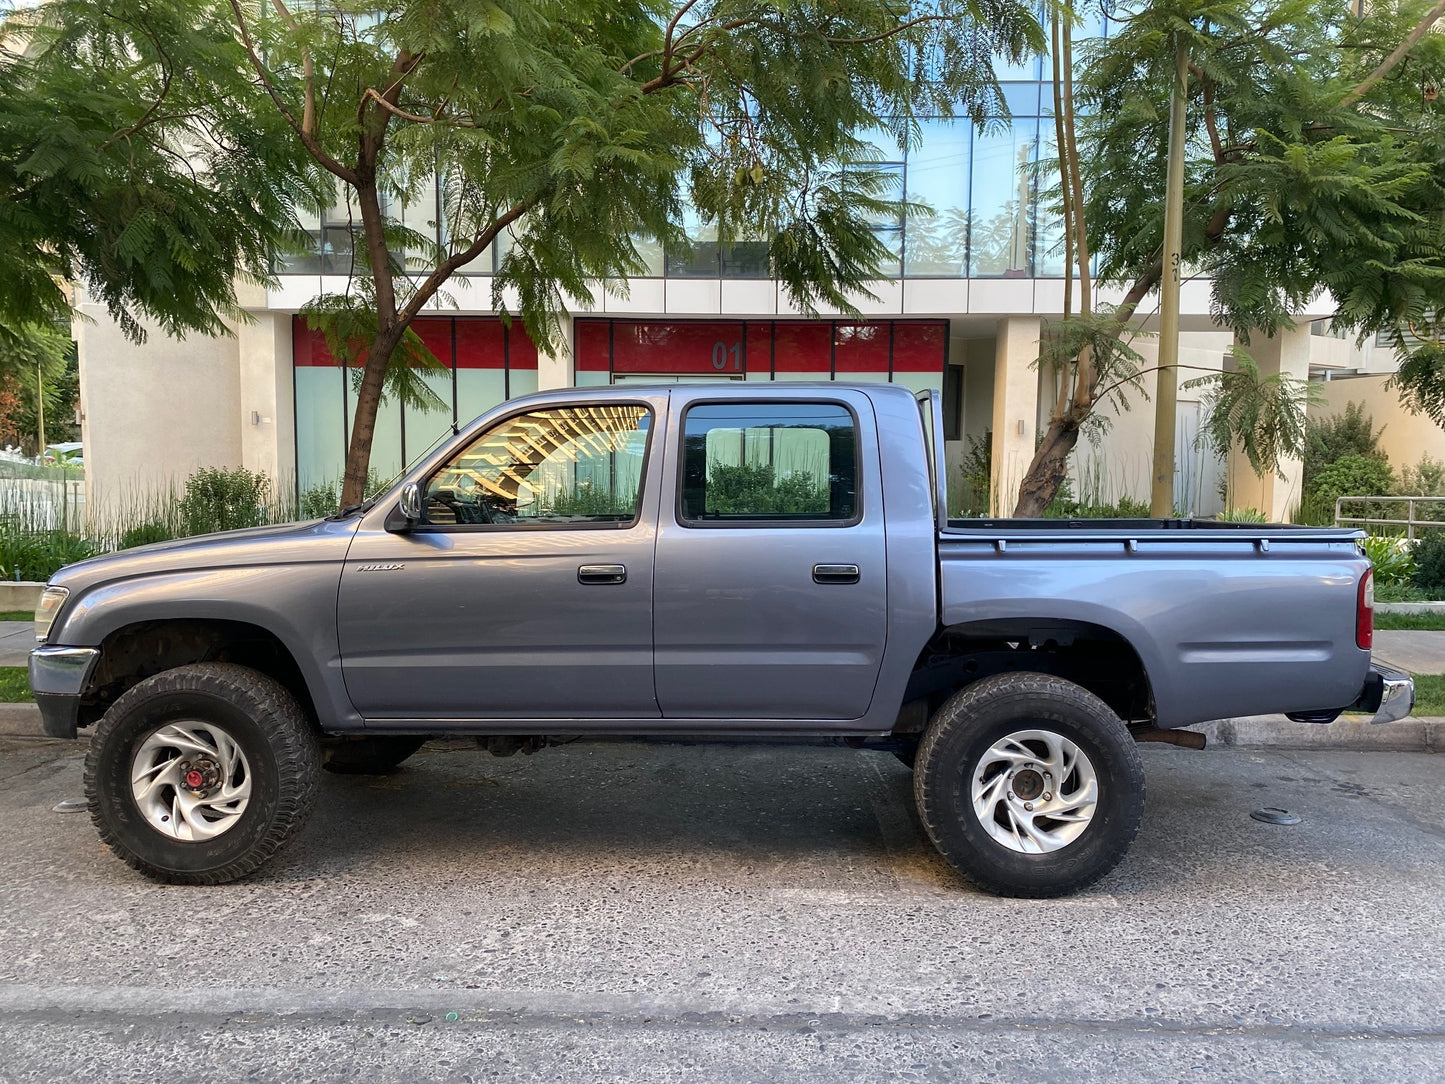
top-left (1341, 0), bottom-right (1445, 107)
top-left (267, 0), bottom-right (315, 135)
top-left (227, 0), bottom-right (358, 183)
top-left (400, 195), bottom-right (541, 324)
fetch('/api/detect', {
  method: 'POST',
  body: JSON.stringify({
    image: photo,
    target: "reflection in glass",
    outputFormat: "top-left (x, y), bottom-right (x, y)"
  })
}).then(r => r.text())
top-left (905, 121), bottom-right (971, 276)
top-left (426, 406), bottom-right (651, 525)
top-left (969, 119), bottom-right (1039, 277)
top-left (680, 403), bottom-right (859, 521)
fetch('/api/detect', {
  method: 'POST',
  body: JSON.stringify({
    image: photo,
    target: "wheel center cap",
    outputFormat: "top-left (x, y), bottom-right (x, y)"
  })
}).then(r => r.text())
top-left (184, 769), bottom-right (205, 789)
top-left (1013, 769), bottom-right (1045, 802)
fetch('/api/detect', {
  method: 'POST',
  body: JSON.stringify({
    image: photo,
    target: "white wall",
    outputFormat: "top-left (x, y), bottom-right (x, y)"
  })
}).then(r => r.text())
top-left (76, 299), bottom-right (243, 514)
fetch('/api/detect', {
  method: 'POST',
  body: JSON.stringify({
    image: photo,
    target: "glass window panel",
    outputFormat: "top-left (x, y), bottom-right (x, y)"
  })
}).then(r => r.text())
top-left (397, 175), bottom-right (439, 273)
top-left (969, 119), bottom-right (1039, 277)
top-left (425, 405), bottom-right (651, 526)
top-left (1034, 130), bottom-right (1067, 277)
top-left (294, 364), bottom-right (345, 494)
top-left (455, 369), bottom-right (507, 429)
top-left (610, 321), bottom-right (747, 375)
top-left (904, 121), bottom-right (971, 277)
top-left (666, 201), bottom-right (720, 277)
top-left (1000, 82), bottom-right (1042, 116)
top-left (283, 201), bottom-right (322, 274)
top-left (772, 323), bottom-right (832, 374)
top-left (679, 403), bottom-right (859, 523)
top-left (834, 323), bottom-right (889, 373)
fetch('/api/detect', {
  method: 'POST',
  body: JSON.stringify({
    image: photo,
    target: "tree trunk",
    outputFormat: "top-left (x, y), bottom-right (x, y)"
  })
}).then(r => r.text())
top-left (340, 333), bottom-right (400, 508)
top-left (1012, 415), bottom-right (1085, 517)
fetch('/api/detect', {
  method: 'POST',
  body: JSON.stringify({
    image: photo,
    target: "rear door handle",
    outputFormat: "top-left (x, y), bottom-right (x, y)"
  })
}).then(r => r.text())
top-left (813, 563), bottom-right (860, 585)
top-left (578, 564), bottom-right (627, 585)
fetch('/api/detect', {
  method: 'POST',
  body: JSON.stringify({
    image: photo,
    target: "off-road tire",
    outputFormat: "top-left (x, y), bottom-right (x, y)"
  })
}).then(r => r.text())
top-left (323, 736), bottom-right (428, 774)
top-left (84, 663), bottom-right (320, 885)
top-left (914, 671), bottom-right (1145, 898)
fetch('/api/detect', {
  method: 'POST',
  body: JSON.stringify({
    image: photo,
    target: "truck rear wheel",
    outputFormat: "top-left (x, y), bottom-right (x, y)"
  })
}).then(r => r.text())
top-left (83, 663), bottom-right (320, 885)
top-left (913, 671), bottom-right (1145, 898)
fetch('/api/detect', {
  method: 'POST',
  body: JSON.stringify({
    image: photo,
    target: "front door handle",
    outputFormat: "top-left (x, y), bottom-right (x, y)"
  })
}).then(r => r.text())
top-left (813, 563), bottom-right (860, 585)
top-left (578, 564), bottom-right (627, 585)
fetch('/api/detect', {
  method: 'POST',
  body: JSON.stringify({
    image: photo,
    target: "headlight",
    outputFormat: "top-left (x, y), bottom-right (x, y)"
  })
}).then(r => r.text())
top-left (34, 586), bottom-right (69, 644)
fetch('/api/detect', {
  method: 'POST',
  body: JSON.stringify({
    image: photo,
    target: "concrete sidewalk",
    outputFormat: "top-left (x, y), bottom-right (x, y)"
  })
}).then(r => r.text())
top-left (0, 621), bottom-right (1441, 749)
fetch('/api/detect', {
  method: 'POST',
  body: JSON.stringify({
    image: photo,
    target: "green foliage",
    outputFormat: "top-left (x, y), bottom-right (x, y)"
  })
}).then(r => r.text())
top-left (1083, 0), bottom-right (1445, 346)
top-left (0, 667), bottom-right (32, 703)
top-left (0, 519), bottom-right (97, 581)
top-left (954, 430), bottom-right (993, 516)
top-left (1312, 454), bottom-right (1397, 517)
top-left (1397, 455), bottom-right (1445, 497)
top-left (1187, 348), bottom-right (1319, 480)
top-left (177, 467), bottom-right (271, 537)
top-left (1303, 402), bottom-right (1385, 493)
top-left (1361, 534), bottom-right (1417, 588)
top-left (1219, 507), bottom-right (1268, 523)
top-left (211, 0), bottom-right (1043, 501)
top-left (297, 470), bottom-right (386, 519)
top-left (542, 484), bottom-right (637, 517)
top-left (0, 0), bottom-right (324, 341)
top-left (705, 463), bottom-right (828, 515)
top-left (1042, 474), bottom-right (1151, 519)
top-left (1412, 533), bottom-right (1445, 597)
top-left (118, 522), bottom-right (175, 550)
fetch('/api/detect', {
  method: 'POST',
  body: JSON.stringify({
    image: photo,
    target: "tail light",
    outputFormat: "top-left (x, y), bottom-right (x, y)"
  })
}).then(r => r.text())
top-left (1356, 568), bottom-right (1374, 651)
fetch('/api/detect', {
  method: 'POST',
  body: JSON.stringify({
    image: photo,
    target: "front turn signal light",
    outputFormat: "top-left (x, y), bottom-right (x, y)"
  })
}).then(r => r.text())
top-left (35, 586), bottom-right (69, 644)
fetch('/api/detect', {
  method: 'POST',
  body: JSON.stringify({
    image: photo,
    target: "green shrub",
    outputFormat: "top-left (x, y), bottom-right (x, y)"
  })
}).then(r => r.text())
top-left (1311, 454), bottom-right (1396, 519)
top-left (705, 463), bottom-right (828, 514)
top-left (1411, 532), bottom-right (1445, 598)
top-left (178, 467), bottom-right (270, 536)
top-left (1303, 402), bottom-right (1384, 494)
top-left (119, 522), bottom-right (174, 550)
top-left (1220, 507), bottom-right (1268, 523)
top-left (0, 520), bottom-right (98, 581)
top-left (1361, 534), bottom-right (1416, 588)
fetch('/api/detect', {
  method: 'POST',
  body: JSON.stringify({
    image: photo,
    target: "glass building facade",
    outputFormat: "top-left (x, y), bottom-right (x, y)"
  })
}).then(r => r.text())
top-left (287, 7), bottom-right (1110, 490)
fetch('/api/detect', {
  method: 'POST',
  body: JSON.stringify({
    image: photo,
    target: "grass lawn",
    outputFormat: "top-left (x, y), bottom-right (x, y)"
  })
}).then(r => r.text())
top-left (0, 611), bottom-right (31, 622)
top-left (1375, 611), bottom-right (1445, 631)
top-left (1410, 674), bottom-right (1445, 716)
top-left (0, 667), bottom-right (32, 702)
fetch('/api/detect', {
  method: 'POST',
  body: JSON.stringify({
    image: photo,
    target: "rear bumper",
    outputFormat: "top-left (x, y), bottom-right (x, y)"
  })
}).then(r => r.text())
top-left (28, 646), bottom-right (99, 740)
top-left (1352, 663), bottom-right (1415, 725)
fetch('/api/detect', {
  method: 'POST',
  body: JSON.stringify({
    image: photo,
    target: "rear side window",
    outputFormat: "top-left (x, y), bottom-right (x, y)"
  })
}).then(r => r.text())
top-left (679, 402), bottom-right (859, 525)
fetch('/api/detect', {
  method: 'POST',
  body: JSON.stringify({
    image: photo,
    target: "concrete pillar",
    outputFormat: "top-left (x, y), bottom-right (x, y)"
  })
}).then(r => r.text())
top-left (1226, 324), bottom-right (1311, 521)
top-left (237, 313), bottom-right (296, 488)
top-left (990, 316), bottom-right (1042, 515)
top-left (536, 313), bottom-right (574, 391)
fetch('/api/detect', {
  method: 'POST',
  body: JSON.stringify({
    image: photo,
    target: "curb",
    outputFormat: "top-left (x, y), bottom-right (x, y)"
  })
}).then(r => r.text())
top-left (1188, 714), bottom-right (1441, 752)
top-left (0, 703), bottom-right (43, 738)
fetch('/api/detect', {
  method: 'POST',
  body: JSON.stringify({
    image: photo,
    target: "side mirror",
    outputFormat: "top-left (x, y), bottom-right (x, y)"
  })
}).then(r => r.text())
top-left (398, 483), bottom-right (422, 526)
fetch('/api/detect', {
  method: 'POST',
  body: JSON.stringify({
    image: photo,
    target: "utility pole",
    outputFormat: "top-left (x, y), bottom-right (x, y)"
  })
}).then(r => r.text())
top-left (1150, 37), bottom-right (1189, 518)
top-left (35, 362), bottom-right (45, 456)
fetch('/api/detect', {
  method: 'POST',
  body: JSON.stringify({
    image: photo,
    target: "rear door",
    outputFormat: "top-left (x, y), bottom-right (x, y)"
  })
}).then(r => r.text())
top-left (651, 389), bottom-right (889, 721)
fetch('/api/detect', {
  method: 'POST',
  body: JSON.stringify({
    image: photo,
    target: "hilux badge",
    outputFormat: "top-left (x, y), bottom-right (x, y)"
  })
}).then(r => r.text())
top-left (356, 563), bottom-right (404, 572)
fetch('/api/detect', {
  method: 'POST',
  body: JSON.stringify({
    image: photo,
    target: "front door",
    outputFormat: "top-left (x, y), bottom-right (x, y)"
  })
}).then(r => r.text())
top-left (338, 396), bottom-right (665, 722)
top-left (652, 392), bottom-right (889, 721)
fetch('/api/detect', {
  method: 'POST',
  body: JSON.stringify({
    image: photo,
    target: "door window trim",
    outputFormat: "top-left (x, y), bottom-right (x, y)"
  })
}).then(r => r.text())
top-left (414, 400), bottom-right (657, 533)
top-left (674, 397), bottom-right (865, 530)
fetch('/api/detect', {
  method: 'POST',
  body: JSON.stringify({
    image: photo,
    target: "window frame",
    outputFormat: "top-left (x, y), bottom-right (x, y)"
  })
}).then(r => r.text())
top-left (674, 398), bottom-right (865, 530)
top-left (415, 400), bottom-right (657, 533)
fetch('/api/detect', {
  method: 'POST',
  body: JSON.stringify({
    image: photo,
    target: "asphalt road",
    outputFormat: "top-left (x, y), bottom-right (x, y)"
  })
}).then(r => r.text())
top-left (1, 736), bottom-right (1443, 1082)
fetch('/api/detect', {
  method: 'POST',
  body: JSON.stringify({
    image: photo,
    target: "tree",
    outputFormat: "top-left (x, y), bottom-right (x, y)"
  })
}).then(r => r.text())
top-left (219, 0), bottom-right (1043, 507)
top-left (0, 2), bottom-right (322, 343)
top-left (1012, 0), bottom-right (1445, 517)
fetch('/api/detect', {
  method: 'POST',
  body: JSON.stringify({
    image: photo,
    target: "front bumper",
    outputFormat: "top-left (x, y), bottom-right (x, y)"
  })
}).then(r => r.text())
top-left (1351, 663), bottom-right (1415, 725)
top-left (28, 646), bottom-right (100, 739)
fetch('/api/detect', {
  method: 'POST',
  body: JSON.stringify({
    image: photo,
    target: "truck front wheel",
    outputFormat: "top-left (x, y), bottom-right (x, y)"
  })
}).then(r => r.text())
top-left (83, 663), bottom-right (320, 885)
top-left (913, 671), bottom-right (1145, 898)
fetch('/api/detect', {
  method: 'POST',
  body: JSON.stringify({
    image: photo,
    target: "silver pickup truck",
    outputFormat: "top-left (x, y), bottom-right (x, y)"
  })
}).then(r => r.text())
top-left (30, 383), bottom-right (1412, 896)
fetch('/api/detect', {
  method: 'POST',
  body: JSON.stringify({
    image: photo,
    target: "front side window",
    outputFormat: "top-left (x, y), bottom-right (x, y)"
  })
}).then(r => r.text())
top-left (425, 405), bottom-right (651, 526)
top-left (679, 403), bottom-right (859, 524)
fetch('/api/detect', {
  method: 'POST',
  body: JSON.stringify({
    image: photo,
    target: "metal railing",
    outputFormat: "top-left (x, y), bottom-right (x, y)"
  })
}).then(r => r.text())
top-left (1335, 495), bottom-right (1445, 539)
